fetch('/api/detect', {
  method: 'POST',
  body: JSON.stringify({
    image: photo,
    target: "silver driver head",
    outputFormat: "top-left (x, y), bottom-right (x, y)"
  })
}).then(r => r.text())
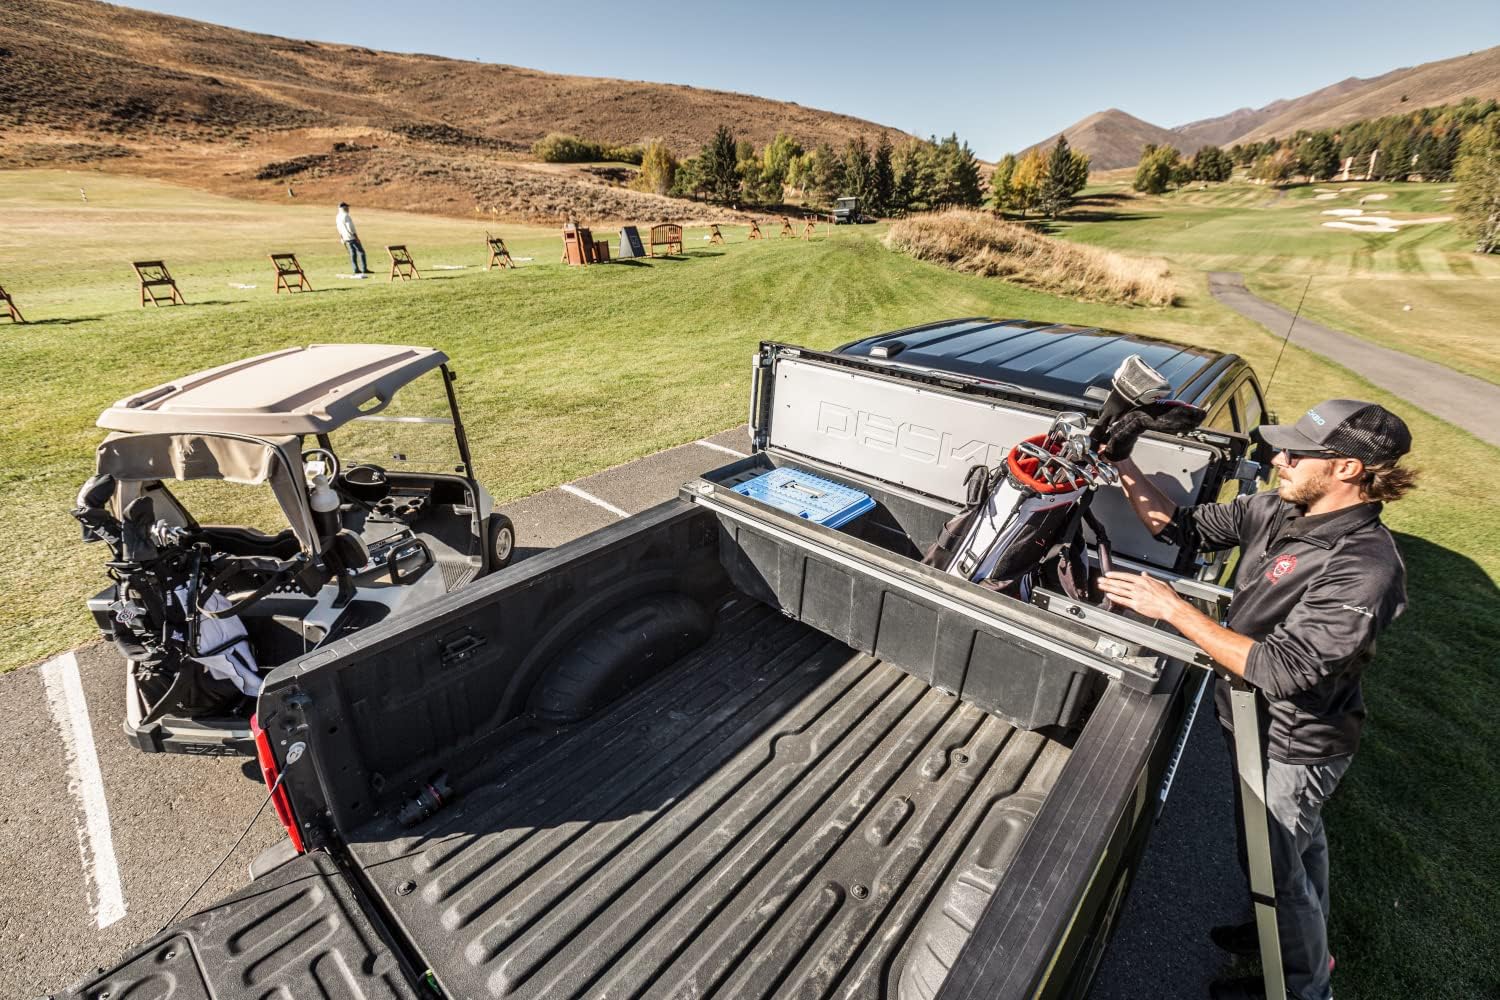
top-left (1112, 355), bottom-right (1171, 406)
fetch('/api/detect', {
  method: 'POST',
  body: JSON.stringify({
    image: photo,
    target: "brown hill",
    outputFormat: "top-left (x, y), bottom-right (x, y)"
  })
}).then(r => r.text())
top-left (1021, 109), bottom-right (1183, 171)
top-left (1232, 45), bottom-right (1500, 143)
top-left (1028, 45), bottom-right (1500, 171)
top-left (0, 0), bottom-right (911, 220)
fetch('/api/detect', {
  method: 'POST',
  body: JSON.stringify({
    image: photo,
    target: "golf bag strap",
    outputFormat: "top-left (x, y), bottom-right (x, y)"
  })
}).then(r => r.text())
top-left (1083, 507), bottom-right (1116, 610)
top-left (922, 464), bottom-right (996, 567)
top-left (1050, 501), bottom-right (1091, 601)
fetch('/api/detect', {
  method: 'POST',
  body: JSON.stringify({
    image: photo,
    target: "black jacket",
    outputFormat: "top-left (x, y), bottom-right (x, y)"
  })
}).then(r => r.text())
top-left (1165, 491), bottom-right (1407, 763)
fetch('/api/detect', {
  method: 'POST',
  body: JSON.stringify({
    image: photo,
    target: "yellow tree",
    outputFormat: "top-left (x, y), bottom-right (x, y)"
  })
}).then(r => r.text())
top-left (1011, 149), bottom-right (1046, 218)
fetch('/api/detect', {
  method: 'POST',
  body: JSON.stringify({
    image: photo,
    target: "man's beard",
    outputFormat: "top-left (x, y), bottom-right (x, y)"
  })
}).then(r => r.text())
top-left (1279, 466), bottom-right (1333, 506)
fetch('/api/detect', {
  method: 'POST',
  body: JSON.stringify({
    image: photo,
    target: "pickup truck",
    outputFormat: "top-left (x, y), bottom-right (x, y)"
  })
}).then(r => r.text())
top-left (55, 318), bottom-right (1272, 1000)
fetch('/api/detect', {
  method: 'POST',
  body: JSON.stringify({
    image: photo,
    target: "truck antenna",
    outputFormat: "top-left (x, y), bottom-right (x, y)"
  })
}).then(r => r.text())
top-left (1262, 274), bottom-right (1312, 403)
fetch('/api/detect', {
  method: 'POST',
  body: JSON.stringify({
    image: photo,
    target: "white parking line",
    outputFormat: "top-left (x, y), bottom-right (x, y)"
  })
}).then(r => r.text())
top-left (695, 439), bottom-right (747, 458)
top-left (39, 652), bottom-right (127, 929)
top-left (560, 483), bottom-right (630, 518)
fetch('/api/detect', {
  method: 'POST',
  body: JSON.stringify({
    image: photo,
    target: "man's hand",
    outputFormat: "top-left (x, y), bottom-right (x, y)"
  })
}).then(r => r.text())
top-left (1096, 571), bottom-right (1190, 623)
top-left (1096, 571), bottom-right (1254, 677)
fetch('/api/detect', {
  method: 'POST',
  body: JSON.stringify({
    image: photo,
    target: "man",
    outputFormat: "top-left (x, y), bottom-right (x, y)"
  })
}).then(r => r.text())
top-left (1095, 399), bottom-right (1415, 1000)
top-left (336, 202), bottom-right (369, 276)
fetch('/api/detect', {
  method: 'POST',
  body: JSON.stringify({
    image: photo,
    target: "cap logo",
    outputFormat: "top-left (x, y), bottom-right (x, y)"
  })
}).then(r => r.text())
top-left (1265, 552), bottom-right (1298, 584)
top-left (1307, 409), bottom-right (1326, 426)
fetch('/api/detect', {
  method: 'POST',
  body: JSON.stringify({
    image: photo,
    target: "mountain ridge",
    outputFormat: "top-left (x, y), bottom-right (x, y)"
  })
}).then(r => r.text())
top-left (1025, 46), bottom-right (1500, 170)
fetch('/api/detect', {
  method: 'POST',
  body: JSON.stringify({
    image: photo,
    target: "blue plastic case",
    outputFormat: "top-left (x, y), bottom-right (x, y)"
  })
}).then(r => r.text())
top-left (732, 468), bottom-right (875, 528)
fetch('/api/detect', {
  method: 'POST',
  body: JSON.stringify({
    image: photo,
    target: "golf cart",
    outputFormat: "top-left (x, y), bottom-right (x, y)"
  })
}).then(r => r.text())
top-left (72, 344), bottom-right (516, 756)
top-left (832, 196), bottom-right (871, 224)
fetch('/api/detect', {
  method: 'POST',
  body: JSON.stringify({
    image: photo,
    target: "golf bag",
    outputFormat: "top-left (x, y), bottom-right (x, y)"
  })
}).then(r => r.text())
top-left (72, 477), bottom-right (263, 720)
top-left (923, 356), bottom-right (1204, 601)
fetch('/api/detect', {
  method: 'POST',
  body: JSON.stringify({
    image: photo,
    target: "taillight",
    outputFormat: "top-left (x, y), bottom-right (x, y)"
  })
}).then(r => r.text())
top-left (251, 713), bottom-right (305, 854)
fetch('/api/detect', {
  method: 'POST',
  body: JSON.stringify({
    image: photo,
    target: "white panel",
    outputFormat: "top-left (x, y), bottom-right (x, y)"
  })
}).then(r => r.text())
top-left (767, 358), bottom-right (1213, 567)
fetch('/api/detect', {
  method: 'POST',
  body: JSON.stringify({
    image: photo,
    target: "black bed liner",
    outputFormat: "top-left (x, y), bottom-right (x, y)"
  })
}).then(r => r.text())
top-left (345, 599), bottom-right (1070, 1000)
top-left (54, 852), bottom-right (419, 1000)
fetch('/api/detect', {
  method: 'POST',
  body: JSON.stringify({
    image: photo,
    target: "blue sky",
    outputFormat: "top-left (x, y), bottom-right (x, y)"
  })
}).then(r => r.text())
top-left (125, 1), bottom-right (1497, 159)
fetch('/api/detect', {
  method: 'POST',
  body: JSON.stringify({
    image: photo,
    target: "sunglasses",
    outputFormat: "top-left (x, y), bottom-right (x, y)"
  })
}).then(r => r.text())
top-left (1275, 448), bottom-right (1337, 466)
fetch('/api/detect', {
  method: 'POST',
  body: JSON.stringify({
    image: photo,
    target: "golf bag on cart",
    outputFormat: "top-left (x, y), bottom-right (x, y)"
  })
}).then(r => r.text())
top-left (71, 476), bottom-right (300, 722)
top-left (923, 355), bottom-right (1206, 601)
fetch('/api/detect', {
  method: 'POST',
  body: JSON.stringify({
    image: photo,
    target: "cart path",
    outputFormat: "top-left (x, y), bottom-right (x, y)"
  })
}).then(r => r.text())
top-left (0, 424), bottom-right (1234, 999)
top-left (1207, 271), bottom-right (1500, 449)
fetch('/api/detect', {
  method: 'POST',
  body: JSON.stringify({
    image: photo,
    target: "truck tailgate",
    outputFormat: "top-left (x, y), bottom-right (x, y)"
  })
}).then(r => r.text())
top-left (53, 852), bottom-right (419, 1000)
top-left (345, 599), bottom-right (1070, 1000)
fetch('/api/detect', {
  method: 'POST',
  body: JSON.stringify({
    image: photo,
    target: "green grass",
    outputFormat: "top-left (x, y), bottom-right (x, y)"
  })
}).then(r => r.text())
top-left (2, 169), bottom-right (1496, 998)
top-left (1056, 179), bottom-right (1500, 387)
top-left (1245, 272), bottom-right (1500, 386)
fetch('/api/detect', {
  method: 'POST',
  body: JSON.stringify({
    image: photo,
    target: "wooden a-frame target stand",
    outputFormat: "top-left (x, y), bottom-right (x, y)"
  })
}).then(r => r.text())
top-left (0, 284), bottom-right (22, 323)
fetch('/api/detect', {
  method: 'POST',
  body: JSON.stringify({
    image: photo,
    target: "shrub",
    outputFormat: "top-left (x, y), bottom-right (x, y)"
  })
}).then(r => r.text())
top-left (531, 133), bottom-right (643, 164)
top-left (885, 209), bottom-right (1177, 307)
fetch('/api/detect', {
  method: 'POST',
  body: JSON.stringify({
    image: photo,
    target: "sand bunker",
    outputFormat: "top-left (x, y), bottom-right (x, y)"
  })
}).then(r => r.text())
top-left (1315, 193), bottom-right (1339, 200)
top-left (1340, 187), bottom-right (1359, 192)
top-left (1322, 209), bottom-right (1364, 216)
top-left (1321, 211), bottom-right (1453, 233)
top-left (1361, 193), bottom-right (1390, 201)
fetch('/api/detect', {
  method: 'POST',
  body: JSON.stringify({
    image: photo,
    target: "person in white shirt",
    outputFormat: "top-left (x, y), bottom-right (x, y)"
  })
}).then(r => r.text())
top-left (336, 202), bottom-right (370, 275)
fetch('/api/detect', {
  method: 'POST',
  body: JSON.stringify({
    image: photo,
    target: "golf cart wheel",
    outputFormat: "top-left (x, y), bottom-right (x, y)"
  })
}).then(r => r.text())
top-left (488, 513), bottom-right (516, 571)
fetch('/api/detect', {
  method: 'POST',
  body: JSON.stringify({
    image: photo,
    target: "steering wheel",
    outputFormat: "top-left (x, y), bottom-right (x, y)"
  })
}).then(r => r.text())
top-left (301, 447), bottom-right (340, 484)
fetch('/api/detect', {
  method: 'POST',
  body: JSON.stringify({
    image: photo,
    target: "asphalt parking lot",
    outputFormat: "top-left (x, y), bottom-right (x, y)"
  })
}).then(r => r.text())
top-left (0, 424), bottom-right (1243, 999)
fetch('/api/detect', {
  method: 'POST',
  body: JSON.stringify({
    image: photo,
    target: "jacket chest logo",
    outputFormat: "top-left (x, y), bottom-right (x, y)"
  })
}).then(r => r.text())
top-left (1265, 552), bottom-right (1298, 584)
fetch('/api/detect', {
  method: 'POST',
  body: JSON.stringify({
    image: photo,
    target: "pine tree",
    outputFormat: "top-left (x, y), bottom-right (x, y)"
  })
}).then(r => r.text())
top-left (843, 137), bottom-right (874, 207)
top-left (934, 134), bottom-right (984, 207)
top-left (872, 135), bottom-right (895, 216)
top-left (702, 125), bottom-right (740, 204)
top-left (1039, 135), bottom-right (1080, 217)
top-left (989, 153), bottom-right (1017, 214)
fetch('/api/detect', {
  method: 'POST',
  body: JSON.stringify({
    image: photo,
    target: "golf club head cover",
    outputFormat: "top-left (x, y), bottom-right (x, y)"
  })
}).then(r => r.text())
top-left (1101, 401), bottom-right (1207, 461)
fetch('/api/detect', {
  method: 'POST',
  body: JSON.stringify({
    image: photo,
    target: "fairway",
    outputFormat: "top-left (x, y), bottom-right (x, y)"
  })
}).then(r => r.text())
top-left (2, 168), bottom-right (1498, 999)
top-left (1055, 179), bottom-right (1500, 388)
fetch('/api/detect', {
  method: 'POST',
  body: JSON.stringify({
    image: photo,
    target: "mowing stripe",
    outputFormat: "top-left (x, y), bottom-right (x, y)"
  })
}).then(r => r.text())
top-left (695, 439), bottom-right (747, 458)
top-left (560, 483), bottom-right (630, 518)
top-left (40, 652), bottom-right (127, 930)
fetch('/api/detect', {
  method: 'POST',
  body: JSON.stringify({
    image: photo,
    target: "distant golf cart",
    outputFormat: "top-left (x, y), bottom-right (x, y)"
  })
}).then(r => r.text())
top-left (832, 196), bottom-right (873, 224)
top-left (72, 344), bottom-right (515, 755)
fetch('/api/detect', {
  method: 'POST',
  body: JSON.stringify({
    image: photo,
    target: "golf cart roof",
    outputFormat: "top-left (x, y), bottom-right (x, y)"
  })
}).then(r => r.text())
top-left (97, 344), bottom-right (449, 436)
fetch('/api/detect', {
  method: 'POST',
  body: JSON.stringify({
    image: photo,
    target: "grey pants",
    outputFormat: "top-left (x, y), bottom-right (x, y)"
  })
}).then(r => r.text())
top-left (1224, 728), bottom-right (1351, 1000)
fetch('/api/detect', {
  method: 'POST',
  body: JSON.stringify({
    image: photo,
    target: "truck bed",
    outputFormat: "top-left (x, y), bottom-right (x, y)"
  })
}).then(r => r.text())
top-left (346, 599), bottom-right (1070, 1000)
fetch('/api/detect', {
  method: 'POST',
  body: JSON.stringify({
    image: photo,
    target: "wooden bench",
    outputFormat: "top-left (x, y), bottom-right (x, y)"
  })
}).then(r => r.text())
top-left (708, 224), bottom-right (724, 246)
top-left (387, 245), bottom-right (420, 281)
top-left (649, 223), bottom-right (683, 257)
top-left (0, 284), bottom-right (22, 323)
top-left (486, 233), bottom-right (516, 270)
top-left (269, 253), bottom-right (312, 293)
top-left (133, 261), bottom-right (185, 307)
top-left (779, 216), bottom-right (794, 238)
top-left (747, 220), bottom-right (763, 240)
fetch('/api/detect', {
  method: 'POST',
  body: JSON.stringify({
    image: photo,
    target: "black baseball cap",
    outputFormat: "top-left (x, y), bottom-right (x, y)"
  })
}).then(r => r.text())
top-left (1256, 399), bottom-right (1411, 465)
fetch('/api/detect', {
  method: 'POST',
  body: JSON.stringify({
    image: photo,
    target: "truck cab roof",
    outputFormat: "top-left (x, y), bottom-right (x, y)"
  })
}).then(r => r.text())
top-left (836, 318), bottom-right (1244, 410)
